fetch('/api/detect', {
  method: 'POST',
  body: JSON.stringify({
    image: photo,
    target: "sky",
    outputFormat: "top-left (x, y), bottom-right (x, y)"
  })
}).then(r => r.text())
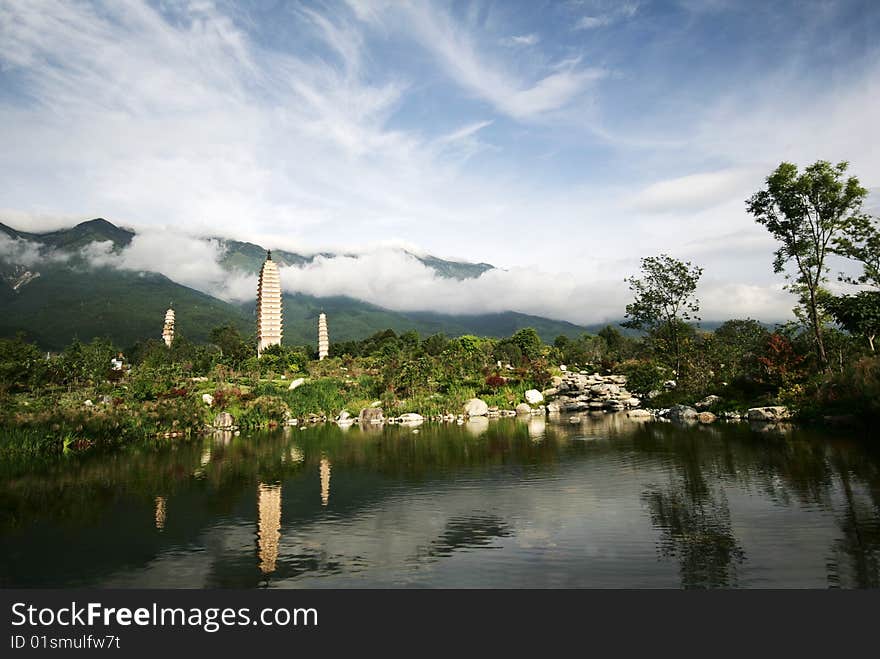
top-left (0, 0), bottom-right (878, 325)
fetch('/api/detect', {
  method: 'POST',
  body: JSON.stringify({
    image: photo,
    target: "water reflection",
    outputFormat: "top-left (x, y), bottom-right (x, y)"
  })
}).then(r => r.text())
top-left (0, 416), bottom-right (878, 588)
top-left (320, 457), bottom-right (331, 507)
top-left (154, 496), bottom-right (166, 531)
top-left (257, 483), bottom-right (281, 575)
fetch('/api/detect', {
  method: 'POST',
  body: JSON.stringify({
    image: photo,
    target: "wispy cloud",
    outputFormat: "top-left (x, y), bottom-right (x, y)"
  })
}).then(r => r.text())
top-left (350, 1), bottom-right (606, 120)
top-left (502, 33), bottom-right (540, 47)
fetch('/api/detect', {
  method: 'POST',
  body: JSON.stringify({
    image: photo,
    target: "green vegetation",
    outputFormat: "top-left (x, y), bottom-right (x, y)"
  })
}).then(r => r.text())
top-left (1, 159), bottom-right (879, 460)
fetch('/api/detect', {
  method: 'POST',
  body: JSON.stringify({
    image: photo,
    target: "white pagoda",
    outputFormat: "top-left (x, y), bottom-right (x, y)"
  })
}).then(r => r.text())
top-left (162, 306), bottom-right (175, 347)
top-left (318, 312), bottom-right (329, 360)
top-left (257, 251), bottom-right (283, 356)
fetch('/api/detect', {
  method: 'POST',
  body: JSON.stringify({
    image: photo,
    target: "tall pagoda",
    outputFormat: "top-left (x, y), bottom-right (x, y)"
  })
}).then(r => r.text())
top-left (257, 251), bottom-right (283, 356)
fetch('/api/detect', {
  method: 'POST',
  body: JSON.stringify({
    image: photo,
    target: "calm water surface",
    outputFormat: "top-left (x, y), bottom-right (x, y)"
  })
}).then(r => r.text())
top-left (2, 414), bottom-right (879, 588)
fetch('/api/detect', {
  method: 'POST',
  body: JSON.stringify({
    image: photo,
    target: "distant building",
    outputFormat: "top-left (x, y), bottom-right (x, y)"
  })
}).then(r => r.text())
top-left (162, 306), bottom-right (175, 347)
top-left (257, 251), bottom-right (283, 356)
top-left (318, 312), bottom-right (329, 360)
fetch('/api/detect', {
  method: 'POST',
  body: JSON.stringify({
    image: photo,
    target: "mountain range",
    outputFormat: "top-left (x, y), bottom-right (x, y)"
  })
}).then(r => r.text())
top-left (0, 218), bottom-right (593, 350)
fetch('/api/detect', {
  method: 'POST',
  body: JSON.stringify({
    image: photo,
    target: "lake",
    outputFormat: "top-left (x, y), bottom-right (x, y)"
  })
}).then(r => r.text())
top-left (1, 414), bottom-right (878, 588)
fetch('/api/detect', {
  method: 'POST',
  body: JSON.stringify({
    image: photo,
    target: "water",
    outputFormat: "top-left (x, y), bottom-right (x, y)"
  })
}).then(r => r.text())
top-left (2, 414), bottom-right (879, 588)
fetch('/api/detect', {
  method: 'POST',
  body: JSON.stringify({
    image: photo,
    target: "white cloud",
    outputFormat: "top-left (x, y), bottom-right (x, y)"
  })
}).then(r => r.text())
top-left (502, 34), bottom-right (540, 47)
top-left (631, 168), bottom-right (760, 214)
top-left (575, 16), bottom-right (611, 30)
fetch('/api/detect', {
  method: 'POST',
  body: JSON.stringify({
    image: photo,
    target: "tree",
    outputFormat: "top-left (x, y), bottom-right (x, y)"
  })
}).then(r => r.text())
top-left (746, 161), bottom-right (869, 368)
top-left (835, 213), bottom-right (880, 288)
top-left (209, 325), bottom-right (251, 370)
top-left (711, 319), bottom-right (770, 381)
top-left (823, 291), bottom-right (880, 352)
top-left (622, 254), bottom-right (703, 375)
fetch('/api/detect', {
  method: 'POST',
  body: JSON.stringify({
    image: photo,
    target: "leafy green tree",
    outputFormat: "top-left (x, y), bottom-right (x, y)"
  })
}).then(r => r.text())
top-left (509, 328), bottom-right (543, 361)
top-left (746, 161), bottom-right (869, 367)
top-left (823, 291), bottom-right (880, 352)
top-left (422, 333), bottom-right (449, 356)
top-left (835, 212), bottom-right (880, 288)
top-left (0, 335), bottom-right (45, 393)
top-left (210, 325), bottom-right (251, 370)
top-left (622, 254), bottom-right (703, 375)
top-left (711, 319), bottom-right (770, 381)
top-left (58, 338), bottom-right (118, 386)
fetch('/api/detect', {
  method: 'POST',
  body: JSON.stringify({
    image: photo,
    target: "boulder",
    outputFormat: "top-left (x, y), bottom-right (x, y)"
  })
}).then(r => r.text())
top-left (541, 387), bottom-right (558, 398)
top-left (667, 405), bottom-right (698, 422)
top-left (515, 403), bottom-right (532, 415)
top-left (697, 412), bottom-right (717, 424)
top-left (747, 406), bottom-right (791, 422)
top-left (524, 389), bottom-right (544, 405)
top-left (399, 412), bottom-right (424, 424)
top-left (546, 401), bottom-right (562, 413)
top-left (626, 409), bottom-right (653, 418)
top-left (463, 398), bottom-right (489, 417)
top-left (695, 395), bottom-right (722, 410)
top-left (213, 412), bottom-right (235, 429)
top-left (288, 377), bottom-right (305, 390)
top-left (201, 393), bottom-right (214, 406)
top-left (337, 410), bottom-right (351, 421)
top-left (551, 376), bottom-right (564, 387)
top-left (359, 407), bottom-right (384, 425)
top-left (623, 397), bottom-right (641, 408)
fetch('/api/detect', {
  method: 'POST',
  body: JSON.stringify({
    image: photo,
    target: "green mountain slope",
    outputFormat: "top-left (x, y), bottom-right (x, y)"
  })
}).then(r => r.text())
top-left (0, 218), bottom-right (592, 348)
top-left (0, 264), bottom-right (251, 350)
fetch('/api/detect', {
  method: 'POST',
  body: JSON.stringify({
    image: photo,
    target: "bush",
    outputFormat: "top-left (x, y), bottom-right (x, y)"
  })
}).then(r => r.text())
top-left (620, 360), bottom-right (667, 397)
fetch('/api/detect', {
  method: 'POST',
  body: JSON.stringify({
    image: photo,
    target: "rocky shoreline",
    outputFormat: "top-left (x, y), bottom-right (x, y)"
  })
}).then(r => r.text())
top-left (208, 369), bottom-right (792, 432)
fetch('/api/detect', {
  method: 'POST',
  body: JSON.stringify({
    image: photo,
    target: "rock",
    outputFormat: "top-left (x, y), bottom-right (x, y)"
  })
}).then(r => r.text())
top-left (358, 407), bottom-right (384, 425)
top-left (201, 393), bottom-right (214, 406)
top-left (463, 398), bottom-right (489, 417)
top-left (697, 412), bottom-right (717, 424)
top-left (213, 412), bottom-right (234, 429)
top-left (747, 406), bottom-right (792, 422)
top-left (559, 365), bottom-right (567, 372)
top-left (663, 380), bottom-right (677, 390)
top-left (515, 403), bottom-right (532, 415)
top-left (524, 389), bottom-right (544, 405)
top-left (541, 387), bottom-right (558, 397)
top-left (695, 395), bottom-right (722, 410)
top-left (83, 399), bottom-right (93, 407)
top-left (667, 405), bottom-right (698, 422)
top-left (551, 376), bottom-right (563, 387)
top-left (623, 397), bottom-right (641, 408)
top-left (608, 375), bottom-right (627, 385)
top-left (546, 401), bottom-right (561, 413)
top-left (399, 412), bottom-right (424, 424)
top-left (288, 377), bottom-right (305, 390)
top-left (627, 409), bottom-right (653, 418)
top-left (285, 417), bottom-right (299, 426)
top-left (337, 410), bottom-right (351, 421)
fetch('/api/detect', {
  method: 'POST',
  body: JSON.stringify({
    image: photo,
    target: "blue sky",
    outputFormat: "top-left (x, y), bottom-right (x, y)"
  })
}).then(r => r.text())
top-left (0, 0), bottom-right (878, 323)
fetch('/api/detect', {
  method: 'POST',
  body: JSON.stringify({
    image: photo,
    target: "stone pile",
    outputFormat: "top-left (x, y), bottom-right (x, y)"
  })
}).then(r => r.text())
top-left (544, 372), bottom-right (641, 413)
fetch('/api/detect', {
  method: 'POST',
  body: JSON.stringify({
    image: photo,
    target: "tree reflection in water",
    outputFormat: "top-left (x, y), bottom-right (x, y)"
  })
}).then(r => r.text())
top-left (642, 482), bottom-right (745, 588)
